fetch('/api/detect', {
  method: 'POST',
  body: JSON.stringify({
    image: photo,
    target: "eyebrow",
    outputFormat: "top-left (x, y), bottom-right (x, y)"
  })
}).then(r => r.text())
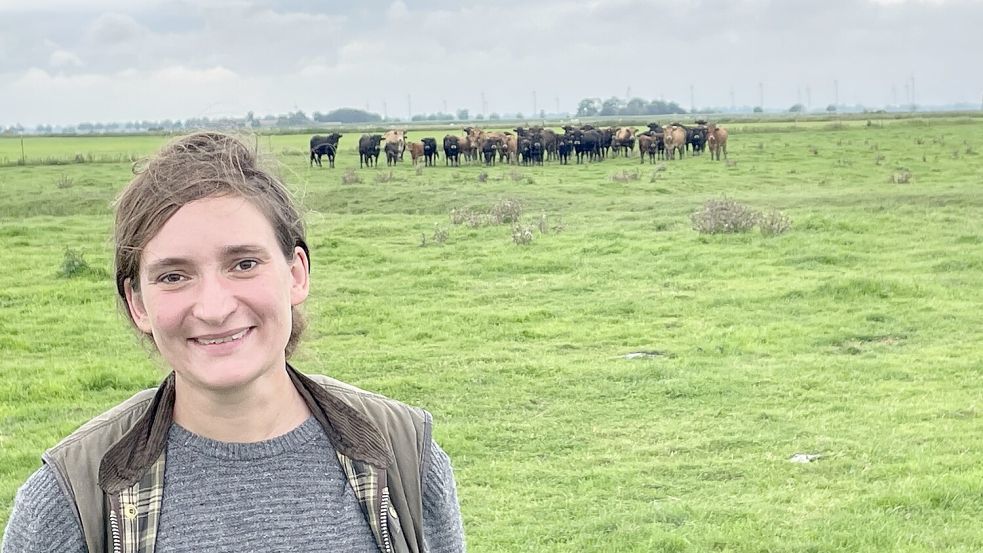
top-left (143, 245), bottom-right (272, 277)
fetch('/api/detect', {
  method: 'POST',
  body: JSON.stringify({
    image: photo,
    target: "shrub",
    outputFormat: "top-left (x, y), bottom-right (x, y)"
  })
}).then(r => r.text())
top-left (374, 170), bottom-right (396, 184)
top-left (611, 169), bottom-right (641, 182)
top-left (891, 169), bottom-right (913, 184)
top-left (758, 209), bottom-right (792, 236)
top-left (58, 248), bottom-right (91, 278)
top-left (341, 168), bottom-right (362, 185)
top-left (690, 198), bottom-right (759, 234)
top-left (420, 224), bottom-right (449, 247)
top-left (511, 224), bottom-right (534, 245)
top-left (490, 198), bottom-right (523, 224)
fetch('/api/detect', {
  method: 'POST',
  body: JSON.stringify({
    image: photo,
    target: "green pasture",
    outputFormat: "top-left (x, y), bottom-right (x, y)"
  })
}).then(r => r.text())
top-left (2, 117), bottom-right (982, 552)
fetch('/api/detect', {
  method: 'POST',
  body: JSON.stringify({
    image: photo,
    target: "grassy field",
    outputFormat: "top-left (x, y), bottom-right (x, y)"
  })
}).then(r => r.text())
top-left (2, 116), bottom-right (982, 551)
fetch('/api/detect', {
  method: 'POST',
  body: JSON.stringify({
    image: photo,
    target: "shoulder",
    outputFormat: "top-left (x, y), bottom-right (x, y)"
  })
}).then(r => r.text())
top-left (45, 387), bottom-right (157, 457)
top-left (40, 386), bottom-right (160, 511)
top-left (2, 465), bottom-right (86, 553)
top-left (305, 373), bottom-right (432, 428)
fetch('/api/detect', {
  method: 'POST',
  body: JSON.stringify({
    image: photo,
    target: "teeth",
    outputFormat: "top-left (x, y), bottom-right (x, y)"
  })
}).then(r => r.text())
top-left (196, 329), bottom-right (248, 345)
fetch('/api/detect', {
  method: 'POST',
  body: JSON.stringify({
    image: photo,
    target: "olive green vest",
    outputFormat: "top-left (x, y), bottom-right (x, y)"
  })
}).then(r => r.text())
top-left (42, 366), bottom-right (431, 553)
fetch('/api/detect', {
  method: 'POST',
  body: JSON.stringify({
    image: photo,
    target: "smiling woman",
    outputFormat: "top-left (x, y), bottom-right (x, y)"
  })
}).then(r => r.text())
top-left (1, 132), bottom-right (465, 553)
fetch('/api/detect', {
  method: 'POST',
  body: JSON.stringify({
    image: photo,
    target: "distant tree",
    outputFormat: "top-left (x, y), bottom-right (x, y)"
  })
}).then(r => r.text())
top-left (411, 114), bottom-right (427, 122)
top-left (515, 112), bottom-right (524, 120)
top-left (600, 97), bottom-right (625, 116)
top-left (456, 108), bottom-right (470, 121)
top-left (788, 103), bottom-right (804, 113)
top-left (623, 97), bottom-right (648, 116)
top-left (539, 109), bottom-right (546, 119)
top-left (645, 100), bottom-right (686, 115)
top-left (475, 113), bottom-right (485, 120)
top-left (321, 108), bottom-right (382, 123)
top-left (753, 106), bottom-right (764, 113)
top-left (489, 112), bottom-right (501, 120)
top-left (826, 104), bottom-right (837, 113)
top-left (576, 98), bottom-right (601, 117)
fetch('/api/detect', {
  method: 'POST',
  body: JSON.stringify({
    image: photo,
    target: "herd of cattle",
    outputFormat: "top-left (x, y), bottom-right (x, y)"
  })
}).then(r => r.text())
top-left (308, 121), bottom-right (729, 169)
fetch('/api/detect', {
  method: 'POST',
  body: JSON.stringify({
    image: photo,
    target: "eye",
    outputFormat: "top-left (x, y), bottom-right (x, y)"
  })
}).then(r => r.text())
top-left (233, 259), bottom-right (259, 272)
top-left (157, 273), bottom-right (186, 285)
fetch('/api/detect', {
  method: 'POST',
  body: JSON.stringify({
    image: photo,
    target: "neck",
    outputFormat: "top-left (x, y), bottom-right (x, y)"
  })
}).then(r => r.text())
top-left (172, 366), bottom-right (312, 443)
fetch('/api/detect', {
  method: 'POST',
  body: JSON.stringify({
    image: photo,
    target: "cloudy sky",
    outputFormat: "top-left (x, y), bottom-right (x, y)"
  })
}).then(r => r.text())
top-left (1, 0), bottom-right (981, 126)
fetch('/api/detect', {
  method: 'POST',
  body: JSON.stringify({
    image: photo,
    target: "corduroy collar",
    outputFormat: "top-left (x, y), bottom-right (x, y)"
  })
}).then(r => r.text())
top-left (98, 365), bottom-right (392, 493)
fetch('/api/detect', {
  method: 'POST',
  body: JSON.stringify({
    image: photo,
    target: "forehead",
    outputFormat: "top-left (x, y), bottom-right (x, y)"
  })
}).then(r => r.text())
top-left (142, 196), bottom-right (278, 260)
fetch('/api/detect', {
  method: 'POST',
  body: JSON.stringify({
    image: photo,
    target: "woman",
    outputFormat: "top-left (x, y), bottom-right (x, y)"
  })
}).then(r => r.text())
top-left (2, 132), bottom-right (465, 553)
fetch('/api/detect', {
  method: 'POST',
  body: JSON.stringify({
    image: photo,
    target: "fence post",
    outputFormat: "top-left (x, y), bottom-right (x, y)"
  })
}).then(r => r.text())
top-left (21, 137), bottom-right (26, 164)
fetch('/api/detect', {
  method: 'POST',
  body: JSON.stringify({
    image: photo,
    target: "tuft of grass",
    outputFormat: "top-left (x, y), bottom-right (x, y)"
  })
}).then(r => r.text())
top-left (55, 174), bottom-right (74, 189)
top-left (758, 208), bottom-right (792, 236)
top-left (374, 170), bottom-right (396, 184)
top-left (891, 169), bottom-right (913, 184)
top-left (610, 169), bottom-right (641, 182)
top-left (57, 248), bottom-right (93, 278)
top-left (511, 224), bottom-right (535, 245)
top-left (477, 171), bottom-right (488, 183)
top-left (341, 168), bottom-right (362, 185)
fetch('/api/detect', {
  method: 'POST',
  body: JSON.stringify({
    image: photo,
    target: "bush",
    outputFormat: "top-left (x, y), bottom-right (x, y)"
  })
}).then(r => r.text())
top-left (758, 209), bottom-right (792, 236)
top-left (58, 248), bottom-right (91, 278)
top-left (891, 169), bottom-right (913, 184)
top-left (511, 224), bottom-right (535, 245)
top-left (374, 170), bottom-right (396, 184)
top-left (690, 198), bottom-right (759, 234)
top-left (611, 169), bottom-right (641, 182)
top-left (490, 198), bottom-right (523, 224)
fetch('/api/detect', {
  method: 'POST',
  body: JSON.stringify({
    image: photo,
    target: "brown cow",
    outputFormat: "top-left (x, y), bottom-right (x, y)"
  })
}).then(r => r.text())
top-left (664, 125), bottom-right (687, 160)
top-left (637, 134), bottom-right (658, 164)
top-left (706, 123), bottom-right (729, 161)
top-left (612, 127), bottom-right (637, 157)
top-left (502, 132), bottom-right (518, 164)
top-left (406, 141), bottom-right (425, 166)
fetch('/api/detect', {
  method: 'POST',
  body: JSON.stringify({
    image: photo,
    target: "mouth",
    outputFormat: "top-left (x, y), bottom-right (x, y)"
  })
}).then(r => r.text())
top-left (191, 327), bottom-right (252, 346)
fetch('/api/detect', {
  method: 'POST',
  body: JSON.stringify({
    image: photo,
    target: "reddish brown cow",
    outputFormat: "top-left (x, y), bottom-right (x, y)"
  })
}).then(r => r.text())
top-left (406, 141), bottom-right (425, 166)
top-left (706, 123), bottom-right (729, 161)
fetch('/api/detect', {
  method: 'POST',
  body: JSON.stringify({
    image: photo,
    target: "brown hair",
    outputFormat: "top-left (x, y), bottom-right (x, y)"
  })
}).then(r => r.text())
top-left (114, 132), bottom-right (309, 357)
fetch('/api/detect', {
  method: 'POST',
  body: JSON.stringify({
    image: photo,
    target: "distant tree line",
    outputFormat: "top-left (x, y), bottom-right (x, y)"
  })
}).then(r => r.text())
top-left (576, 97), bottom-right (687, 117)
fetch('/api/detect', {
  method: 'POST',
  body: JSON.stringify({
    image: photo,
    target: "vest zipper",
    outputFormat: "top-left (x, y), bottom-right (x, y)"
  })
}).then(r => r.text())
top-left (380, 487), bottom-right (394, 553)
top-left (109, 495), bottom-right (124, 553)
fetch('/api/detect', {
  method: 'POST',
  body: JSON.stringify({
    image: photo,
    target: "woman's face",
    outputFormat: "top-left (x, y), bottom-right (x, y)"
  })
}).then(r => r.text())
top-left (124, 196), bottom-right (309, 393)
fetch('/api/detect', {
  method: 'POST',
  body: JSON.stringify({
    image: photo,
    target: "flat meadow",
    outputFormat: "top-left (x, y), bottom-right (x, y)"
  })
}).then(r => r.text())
top-left (1, 115), bottom-right (982, 552)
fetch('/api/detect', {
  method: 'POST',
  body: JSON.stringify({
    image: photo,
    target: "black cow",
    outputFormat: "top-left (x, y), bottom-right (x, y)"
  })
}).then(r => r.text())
top-left (384, 141), bottom-right (401, 166)
top-left (359, 134), bottom-right (383, 168)
top-left (688, 125), bottom-right (708, 155)
top-left (556, 136), bottom-right (573, 165)
top-left (443, 135), bottom-right (460, 166)
top-left (421, 137), bottom-right (439, 167)
top-left (310, 133), bottom-right (342, 168)
top-left (481, 136), bottom-right (501, 166)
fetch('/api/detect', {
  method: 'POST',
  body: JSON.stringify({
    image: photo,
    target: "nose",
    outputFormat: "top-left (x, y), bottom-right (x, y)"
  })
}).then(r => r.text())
top-left (191, 271), bottom-right (237, 325)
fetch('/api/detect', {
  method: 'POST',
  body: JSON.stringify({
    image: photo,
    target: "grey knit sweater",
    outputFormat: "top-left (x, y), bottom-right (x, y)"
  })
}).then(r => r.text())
top-left (2, 417), bottom-right (465, 552)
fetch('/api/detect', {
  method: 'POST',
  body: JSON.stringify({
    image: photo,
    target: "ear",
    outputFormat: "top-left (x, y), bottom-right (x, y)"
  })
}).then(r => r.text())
top-left (123, 278), bottom-right (153, 334)
top-left (289, 245), bottom-right (311, 306)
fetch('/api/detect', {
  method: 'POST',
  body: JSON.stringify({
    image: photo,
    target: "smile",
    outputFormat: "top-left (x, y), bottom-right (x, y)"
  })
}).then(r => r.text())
top-left (193, 328), bottom-right (250, 345)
